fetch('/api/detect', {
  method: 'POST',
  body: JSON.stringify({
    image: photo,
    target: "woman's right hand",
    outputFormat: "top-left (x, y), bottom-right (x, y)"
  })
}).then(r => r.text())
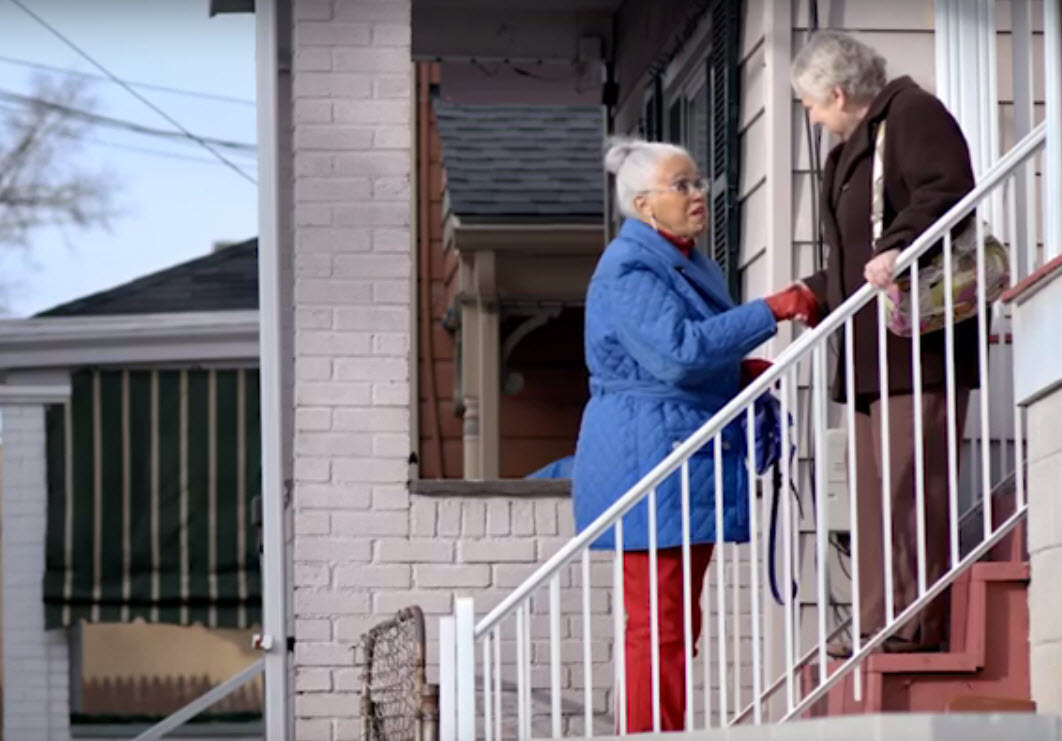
top-left (765, 283), bottom-right (822, 327)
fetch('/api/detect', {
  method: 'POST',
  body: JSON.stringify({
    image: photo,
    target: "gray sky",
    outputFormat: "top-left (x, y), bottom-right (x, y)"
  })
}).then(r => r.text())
top-left (0, 0), bottom-right (257, 317)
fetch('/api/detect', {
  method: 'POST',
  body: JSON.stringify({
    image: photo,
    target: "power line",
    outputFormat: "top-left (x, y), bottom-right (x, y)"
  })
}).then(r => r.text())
top-left (0, 89), bottom-right (257, 153)
top-left (6, 0), bottom-right (256, 185)
top-left (0, 54), bottom-right (256, 106)
top-left (0, 98), bottom-right (256, 167)
top-left (83, 135), bottom-right (260, 167)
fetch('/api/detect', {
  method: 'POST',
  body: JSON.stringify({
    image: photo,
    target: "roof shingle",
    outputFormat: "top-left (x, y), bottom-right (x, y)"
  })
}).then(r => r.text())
top-left (36, 238), bottom-right (259, 317)
top-left (433, 103), bottom-right (604, 221)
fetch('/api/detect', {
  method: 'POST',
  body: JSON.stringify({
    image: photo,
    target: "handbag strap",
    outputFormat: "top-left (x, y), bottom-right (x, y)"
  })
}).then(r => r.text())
top-left (871, 120), bottom-right (887, 242)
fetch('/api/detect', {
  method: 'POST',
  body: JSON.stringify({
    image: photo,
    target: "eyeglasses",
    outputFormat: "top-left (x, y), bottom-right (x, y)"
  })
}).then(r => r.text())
top-left (643, 177), bottom-right (710, 197)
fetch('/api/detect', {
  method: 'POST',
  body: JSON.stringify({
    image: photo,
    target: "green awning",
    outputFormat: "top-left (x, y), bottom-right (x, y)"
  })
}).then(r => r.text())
top-left (45, 369), bottom-right (262, 629)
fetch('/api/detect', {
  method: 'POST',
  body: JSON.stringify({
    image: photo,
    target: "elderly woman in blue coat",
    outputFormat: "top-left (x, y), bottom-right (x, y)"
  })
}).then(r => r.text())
top-left (572, 138), bottom-right (816, 731)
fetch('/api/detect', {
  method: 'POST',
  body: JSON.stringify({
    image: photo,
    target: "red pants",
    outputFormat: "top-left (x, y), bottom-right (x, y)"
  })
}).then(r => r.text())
top-left (621, 544), bottom-right (713, 732)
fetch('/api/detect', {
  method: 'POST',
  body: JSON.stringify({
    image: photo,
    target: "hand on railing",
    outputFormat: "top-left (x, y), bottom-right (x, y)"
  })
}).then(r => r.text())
top-left (864, 249), bottom-right (900, 289)
top-left (765, 283), bottom-right (822, 327)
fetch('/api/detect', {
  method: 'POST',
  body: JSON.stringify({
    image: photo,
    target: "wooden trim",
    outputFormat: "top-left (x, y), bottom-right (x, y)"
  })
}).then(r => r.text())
top-left (410, 478), bottom-right (571, 497)
top-left (1000, 253), bottom-right (1062, 304)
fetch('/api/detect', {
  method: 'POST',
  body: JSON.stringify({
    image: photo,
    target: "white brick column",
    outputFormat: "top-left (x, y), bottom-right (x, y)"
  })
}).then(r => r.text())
top-left (290, 1), bottom-right (413, 739)
top-left (1028, 386), bottom-right (1062, 711)
top-left (1, 404), bottom-right (71, 741)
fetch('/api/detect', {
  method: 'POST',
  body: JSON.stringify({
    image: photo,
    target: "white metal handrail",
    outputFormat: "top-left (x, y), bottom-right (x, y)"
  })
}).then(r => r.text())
top-left (443, 120), bottom-right (1047, 741)
top-left (474, 119), bottom-right (1046, 642)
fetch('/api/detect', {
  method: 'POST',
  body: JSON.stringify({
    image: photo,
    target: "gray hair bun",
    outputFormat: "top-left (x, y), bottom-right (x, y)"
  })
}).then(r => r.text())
top-left (604, 136), bottom-right (639, 175)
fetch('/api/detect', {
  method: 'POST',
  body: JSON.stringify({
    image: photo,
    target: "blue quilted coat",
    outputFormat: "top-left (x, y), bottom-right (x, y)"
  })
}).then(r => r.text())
top-left (572, 219), bottom-right (778, 550)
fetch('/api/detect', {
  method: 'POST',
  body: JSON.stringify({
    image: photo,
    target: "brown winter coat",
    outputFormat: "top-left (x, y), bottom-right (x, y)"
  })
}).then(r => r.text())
top-left (802, 76), bottom-right (981, 406)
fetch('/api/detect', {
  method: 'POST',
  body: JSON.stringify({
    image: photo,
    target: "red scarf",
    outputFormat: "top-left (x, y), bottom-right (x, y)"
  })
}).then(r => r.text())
top-left (657, 229), bottom-right (695, 259)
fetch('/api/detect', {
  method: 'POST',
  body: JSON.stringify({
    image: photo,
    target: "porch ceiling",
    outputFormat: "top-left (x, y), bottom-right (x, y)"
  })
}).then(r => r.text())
top-left (412, 0), bottom-right (622, 62)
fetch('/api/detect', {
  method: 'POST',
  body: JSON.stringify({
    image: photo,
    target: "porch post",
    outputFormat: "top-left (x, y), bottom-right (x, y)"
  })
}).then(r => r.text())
top-left (1, 385), bottom-right (72, 741)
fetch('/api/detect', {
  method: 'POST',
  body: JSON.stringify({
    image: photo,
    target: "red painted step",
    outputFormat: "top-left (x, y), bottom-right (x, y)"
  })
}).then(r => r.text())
top-left (801, 560), bottom-right (1030, 716)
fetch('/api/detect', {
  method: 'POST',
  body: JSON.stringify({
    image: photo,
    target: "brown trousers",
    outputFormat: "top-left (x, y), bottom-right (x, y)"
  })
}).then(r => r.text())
top-left (853, 388), bottom-right (970, 647)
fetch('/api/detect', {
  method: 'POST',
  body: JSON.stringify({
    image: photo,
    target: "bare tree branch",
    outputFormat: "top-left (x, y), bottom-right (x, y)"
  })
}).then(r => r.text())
top-left (0, 74), bottom-right (115, 249)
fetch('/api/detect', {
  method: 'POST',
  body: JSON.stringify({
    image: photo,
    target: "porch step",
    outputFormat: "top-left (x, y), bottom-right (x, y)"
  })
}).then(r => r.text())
top-left (802, 561), bottom-right (1030, 716)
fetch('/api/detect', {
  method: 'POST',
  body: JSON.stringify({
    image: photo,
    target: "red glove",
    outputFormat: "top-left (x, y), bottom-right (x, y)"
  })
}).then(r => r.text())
top-left (740, 358), bottom-right (772, 388)
top-left (764, 283), bottom-right (822, 327)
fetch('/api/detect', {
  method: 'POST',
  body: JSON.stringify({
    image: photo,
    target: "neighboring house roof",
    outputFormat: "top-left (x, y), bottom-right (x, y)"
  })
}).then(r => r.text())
top-left (433, 102), bottom-right (604, 222)
top-left (36, 238), bottom-right (259, 317)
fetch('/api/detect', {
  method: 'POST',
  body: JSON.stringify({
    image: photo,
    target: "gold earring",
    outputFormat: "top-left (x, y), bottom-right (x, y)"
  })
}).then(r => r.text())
top-left (649, 213), bottom-right (658, 231)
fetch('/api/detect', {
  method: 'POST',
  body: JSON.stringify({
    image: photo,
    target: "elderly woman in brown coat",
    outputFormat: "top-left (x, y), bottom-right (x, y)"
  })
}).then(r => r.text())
top-left (781, 30), bottom-right (979, 655)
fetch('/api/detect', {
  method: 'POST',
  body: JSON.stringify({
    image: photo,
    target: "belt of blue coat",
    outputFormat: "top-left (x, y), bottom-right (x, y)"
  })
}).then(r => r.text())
top-left (588, 377), bottom-right (744, 451)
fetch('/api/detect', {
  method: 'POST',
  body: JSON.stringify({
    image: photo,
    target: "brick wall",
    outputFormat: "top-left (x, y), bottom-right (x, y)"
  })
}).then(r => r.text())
top-left (1027, 386), bottom-right (1062, 711)
top-left (1, 404), bottom-right (71, 741)
top-left (289, 4), bottom-right (749, 739)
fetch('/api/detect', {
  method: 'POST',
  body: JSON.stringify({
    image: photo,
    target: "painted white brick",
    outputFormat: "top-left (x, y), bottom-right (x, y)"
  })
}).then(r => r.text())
top-left (375, 538), bottom-right (454, 563)
top-left (410, 499), bottom-right (436, 536)
top-left (296, 177), bottom-right (372, 202)
top-left (372, 23), bottom-right (412, 47)
top-left (333, 616), bottom-right (376, 642)
top-left (462, 501), bottom-right (486, 537)
top-left (294, 0), bottom-right (333, 21)
top-left (295, 125), bottom-right (374, 152)
top-left (295, 153), bottom-right (335, 176)
top-left (298, 226), bottom-right (372, 253)
top-left (296, 668), bottom-right (333, 692)
top-left (295, 278), bottom-right (373, 306)
top-left (295, 432), bottom-right (373, 458)
top-left (332, 511), bottom-right (409, 537)
top-left (334, 563), bottom-right (411, 589)
top-left (296, 204), bottom-right (333, 227)
top-left (332, 47), bottom-right (410, 73)
top-left (414, 564), bottom-right (490, 588)
top-left (370, 484), bottom-right (410, 511)
top-left (295, 253), bottom-right (333, 279)
top-left (295, 589), bottom-right (371, 616)
top-left (333, 668), bottom-right (360, 692)
top-left (335, 201), bottom-right (409, 228)
top-left (296, 407), bottom-right (332, 431)
top-left (371, 382), bottom-right (410, 406)
top-left (373, 127), bottom-right (412, 149)
top-left (294, 536), bottom-right (372, 563)
top-left (334, 357), bottom-right (408, 382)
top-left (374, 589), bottom-right (453, 615)
top-left (333, 305), bottom-right (409, 331)
top-left (295, 718), bottom-right (332, 741)
top-left (296, 21), bottom-right (371, 46)
top-left (294, 47), bottom-right (333, 71)
top-left (295, 562), bottom-right (331, 587)
top-left (297, 331), bottom-right (373, 357)
top-left (372, 175), bottom-right (411, 201)
top-left (294, 99), bottom-right (334, 123)
top-left (486, 500), bottom-right (510, 535)
top-left (296, 619), bottom-right (333, 641)
top-left (512, 500), bottom-right (535, 536)
top-left (459, 539), bottom-right (537, 563)
top-left (332, 407), bottom-right (408, 432)
top-left (298, 484), bottom-right (372, 510)
top-left (534, 500), bottom-right (558, 535)
top-left (437, 499), bottom-right (461, 536)
top-left (371, 279), bottom-right (410, 304)
top-left (295, 641), bottom-right (357, 667)
top-left (295, 512), bottom-right (332, 536)
top-left (296, 358), bottom-right (333, 382)
top-left (334, 100), bottom-right (409, 126)
top-left (373, 75), bottom-right (412, 99)
top-left (295, 73), bottom-right (371, 99)
top-left (333, 0), bottom-right (409, 23)
top-left (296, 307), bottom-right (333, 329)
top-left (332, 253), bottom-right (410, 278)
top-left (332, 457), bottom-right (407, 483)
top-left (295, 381), bottom-right (372, 407)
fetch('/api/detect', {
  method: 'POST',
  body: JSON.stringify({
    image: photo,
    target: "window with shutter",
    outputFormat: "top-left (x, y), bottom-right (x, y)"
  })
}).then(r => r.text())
top-left (706, 0), bottom-right (742, 301)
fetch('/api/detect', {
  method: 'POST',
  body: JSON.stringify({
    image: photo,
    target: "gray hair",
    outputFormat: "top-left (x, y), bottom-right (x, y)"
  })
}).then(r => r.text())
top-left (604, 136), bottom-right (691, 219)
top-left (792, 30), bottom-right (887, 103)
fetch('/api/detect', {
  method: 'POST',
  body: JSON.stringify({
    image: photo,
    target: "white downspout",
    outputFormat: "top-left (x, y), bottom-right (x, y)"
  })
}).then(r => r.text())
top-left (1046, 0), bottom-right (1062, 262)
top-left (255, 0), bottom-right (292, 737)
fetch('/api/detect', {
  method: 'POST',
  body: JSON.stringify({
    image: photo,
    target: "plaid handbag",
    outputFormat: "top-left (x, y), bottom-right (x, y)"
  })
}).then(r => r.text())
top-left (871, 121), bottom-right (1009, 337)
